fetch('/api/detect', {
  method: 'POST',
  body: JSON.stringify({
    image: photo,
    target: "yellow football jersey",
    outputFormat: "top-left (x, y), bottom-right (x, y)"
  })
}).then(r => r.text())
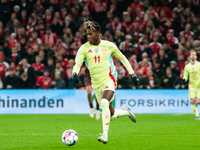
top-left (73, 40), bottom-right (134, 88)
top-left (184, 61), bottom-right (200, 88)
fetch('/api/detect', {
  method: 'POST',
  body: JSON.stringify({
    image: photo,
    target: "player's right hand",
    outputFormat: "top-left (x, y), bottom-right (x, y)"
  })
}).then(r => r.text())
top-left (72, 73), bottom-right (79, 83)
top-left (130, 74), bottom-right (139, 85)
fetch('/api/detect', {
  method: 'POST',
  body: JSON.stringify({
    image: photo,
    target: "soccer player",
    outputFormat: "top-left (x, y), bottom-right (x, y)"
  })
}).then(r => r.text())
top-left (184, 50), bottom-right (200, 120)
top-left (72, 21), bottom-right (139, 144)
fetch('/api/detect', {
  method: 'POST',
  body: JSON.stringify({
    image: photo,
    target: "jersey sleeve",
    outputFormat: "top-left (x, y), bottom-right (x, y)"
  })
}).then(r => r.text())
top-left (183, 65), bottom-right (189, 81)
top-left (72, 45), bottom-right (86, 74)
top-left (110, 42), bottom-right (135, 75)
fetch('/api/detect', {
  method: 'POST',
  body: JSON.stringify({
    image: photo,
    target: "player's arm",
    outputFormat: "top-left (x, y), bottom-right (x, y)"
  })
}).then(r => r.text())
top-left (183, 65), bottom-right (189, 81)
top-left (72, 45), bottom-right (86, 83)
top-left (111, 43), bottom-right (139, 85)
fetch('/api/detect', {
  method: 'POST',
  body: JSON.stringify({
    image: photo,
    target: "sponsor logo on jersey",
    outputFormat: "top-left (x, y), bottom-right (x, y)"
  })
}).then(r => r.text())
top-left (87, 49), bottom-right (92, 53)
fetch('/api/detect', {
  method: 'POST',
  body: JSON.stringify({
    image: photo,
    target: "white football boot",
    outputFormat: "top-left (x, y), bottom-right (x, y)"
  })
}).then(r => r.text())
top-left (125, 106), bottom-right (137, 123)
top-left (98, 134), bottom-right (108, 144)
top-left (89, 108), bottom-right (94, 118)
top-left (195, 116), bottom-right (200, 120)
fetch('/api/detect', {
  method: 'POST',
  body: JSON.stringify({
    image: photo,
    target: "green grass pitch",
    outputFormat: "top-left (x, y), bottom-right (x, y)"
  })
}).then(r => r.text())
top-left (0, 114), bottom-right (200, 150)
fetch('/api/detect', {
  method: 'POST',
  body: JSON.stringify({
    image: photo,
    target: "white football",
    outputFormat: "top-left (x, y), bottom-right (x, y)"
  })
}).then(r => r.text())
top-left (62, 129), bottom-right (78, 146)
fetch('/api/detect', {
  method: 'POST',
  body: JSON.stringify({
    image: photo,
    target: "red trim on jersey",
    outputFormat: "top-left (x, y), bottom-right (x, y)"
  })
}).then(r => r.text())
top-left (109, 67), bottom-right (116, 90)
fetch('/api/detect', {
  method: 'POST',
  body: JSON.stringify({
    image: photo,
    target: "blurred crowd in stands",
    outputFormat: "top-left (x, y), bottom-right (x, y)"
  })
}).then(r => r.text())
top-left (0, 0), bottom-right (200, 89)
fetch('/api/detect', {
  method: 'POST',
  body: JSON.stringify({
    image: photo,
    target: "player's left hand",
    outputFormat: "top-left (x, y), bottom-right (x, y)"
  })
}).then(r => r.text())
top-left (72, 73), bottom-right (79, 83)
top-left (130, 74), bottom-right (139, 85)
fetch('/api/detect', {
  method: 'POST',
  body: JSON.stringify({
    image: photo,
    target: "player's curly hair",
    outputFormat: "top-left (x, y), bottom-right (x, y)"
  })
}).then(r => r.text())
top-left (83, 21), bottom-right (101, 32)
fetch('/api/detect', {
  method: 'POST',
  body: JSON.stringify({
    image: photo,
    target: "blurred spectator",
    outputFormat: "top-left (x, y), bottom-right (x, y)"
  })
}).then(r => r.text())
top-left (20, 58), bottom-right (36, 88)
top-left (10, 19), bottom-right (21, 35)
top-left (9, 46), bottom-right (21, 65)
top-left (117, 73), bottom-right (128, 89)
top-left (119, 35), bottom-right (132, 54)
top-left (19, 0), bottom-right (33, 16)
top-left (51, 71), bottom-right (66, 89)
top-left (48, 44), bottom-right (58, 60)
top-left (113, 30), bottom-right (125, 47)
top-left (25, 47), bottom-right (35, 64)
top-left (29, 31), bottom-right (42, 46)
top-left (122, 14), bottom-right (134, 36)
top-left (36, 69), bottom-right (52, 89)
top-left (56, 53), bottom-right (69, 70)
top-left (153, 60), bottom-right (165, 82)
top-left (31, 55), bottom-right (45, 77)
top-left (161, 67), bottom-right (177, 89)
top-left (114, 60), bottom-right (125, 77)
top-left (157, 49), bottom-right (169, 69)
top-left (41, 27), bottom-right (58, 48)
top-left (3, 68), bottom-right (19, 89)
top-left (194, 40), bottom-right (200, 52)
top-left (0, 54), bottom-right (9, 81)
top-left (56, 37), bottom-right (68, 51)
top-left (51, 17), bottom-right (63, 36)
top-left (63, 28), bottom-right (74, 48)
top-left (142, 42), bottom-right (155, 60)
top-left (46, 57), bottom-right (55, 76)
top-left (0, 47), bottom-right (10, 63)
top-left (170, 61), bottom-right (180, 76)
top-left (138, 52), bottom-right (152, 69)
top-left (143, 69), bottom-right (160, 89)
top-left (18, 73), bottom-right (31, 89)
top-left (179, 23), bottom-right (194, 40)
top-left (76, 10), bottom-right (93, 30)
top-left (132, 20), bottom-right (143, 41)
top-left (149, 36), bottom-right (162, 53)
top-left (101, 11), bottom-right (113, 34)
top-left (15, 42), bottom-right (27, 59)
top-left (138, 58), bottom-right (150, 78)
top-left (131, 0), bottom-right (144, 15)
top-left (64, 16), bottom-right (76, 35)
top-left (65, 59), bottom-right (74, 79)
top-left (20, 10), bottom-right (27, 26)
top-left (51, 61), bottom-right (65, 79)
top-left (167, 29), bottom-right (179, 46)
top-left (9, 33), bottom-right (18, 49)
top-left (109, 16), bottom-right (123, 36)
top-left (173, 69), bottom-right (188, 89)
top-left (149, 11), bottom-right (160, 28)
top-left (0, 0), bottom-right (11, 26)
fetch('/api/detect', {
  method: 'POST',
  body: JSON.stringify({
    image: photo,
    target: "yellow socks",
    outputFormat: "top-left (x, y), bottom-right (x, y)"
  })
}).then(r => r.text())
top-left (101, 99), bottom-right (110, 131)
top-left (191, 104), bottom-right (199, 117)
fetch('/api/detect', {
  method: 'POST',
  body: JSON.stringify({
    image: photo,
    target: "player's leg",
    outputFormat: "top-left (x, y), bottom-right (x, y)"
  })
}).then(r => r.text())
top-left (98, 90), bottom-right (114, 144)
top-left (191, 98), bottom-right (199, 119)
top-left (110, 97), bottom-right (136, 122)
top-left (190, 88), bottom-right (199, 119)
top-left (195, 90), bottom-right (200, 120)
top-left (94, 95), bottom-right (100, 120)
top-left (86, 85), bottom-right (94, 118)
